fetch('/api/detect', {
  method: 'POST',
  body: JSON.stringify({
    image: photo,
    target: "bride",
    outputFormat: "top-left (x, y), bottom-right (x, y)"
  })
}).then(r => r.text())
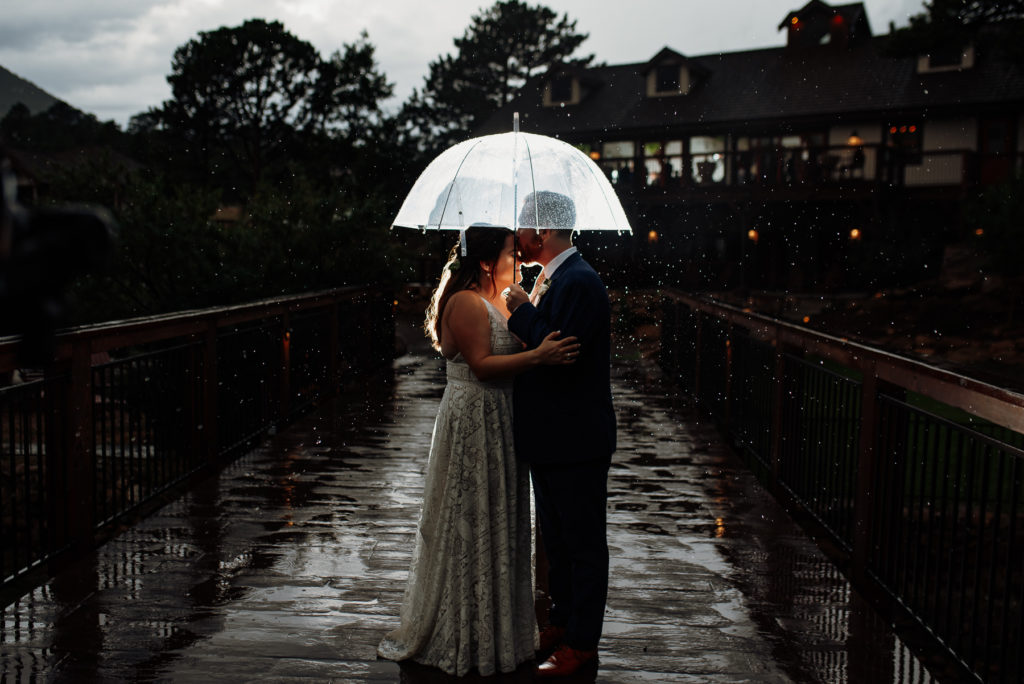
top-left (377, 225), bottom-right (578, 676)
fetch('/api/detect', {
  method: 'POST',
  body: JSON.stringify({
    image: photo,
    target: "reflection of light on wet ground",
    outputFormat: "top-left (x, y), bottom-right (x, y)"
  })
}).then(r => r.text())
top-left (607, 357), bottom-right (943, 683)
top-left (0, 329), bottom-right (947, 682)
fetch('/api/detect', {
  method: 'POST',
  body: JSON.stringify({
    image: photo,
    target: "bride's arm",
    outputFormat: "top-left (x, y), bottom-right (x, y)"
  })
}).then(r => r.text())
top-left (445, 291), bottom-right (578, 383)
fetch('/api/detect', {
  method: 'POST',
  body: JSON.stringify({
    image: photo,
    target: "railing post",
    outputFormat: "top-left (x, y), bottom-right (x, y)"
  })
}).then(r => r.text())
top-left (66, 342), bottom-right (95, 549)
top-left (280, 311), bottom-right (292, 420)
top-left (361, 293), bottom-right (374, 371)
top-left (45, 365), bottom-right (69, 556)
top-left (693, 310), bottom-right (703, 400)
top-left (667, 298), bottom-right (677, 374)
top-left (852, 362), bottom-right (879, 583)
top-left (328, 301), bottom-right (340, 395)
top-left (768, 340), bottom-right (786, 490)
top-left (202, 321), bottom-right (219, 463)
top-left (724, 322), bottom-right (733, 431)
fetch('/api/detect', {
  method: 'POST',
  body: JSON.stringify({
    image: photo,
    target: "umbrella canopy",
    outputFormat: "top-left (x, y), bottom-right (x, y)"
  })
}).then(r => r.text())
top-left (392, 121), bottom-right (631, 234)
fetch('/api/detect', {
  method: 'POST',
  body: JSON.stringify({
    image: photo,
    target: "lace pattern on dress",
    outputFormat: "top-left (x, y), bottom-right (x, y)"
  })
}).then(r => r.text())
top-left (377, 296), bottom-right (535, 676)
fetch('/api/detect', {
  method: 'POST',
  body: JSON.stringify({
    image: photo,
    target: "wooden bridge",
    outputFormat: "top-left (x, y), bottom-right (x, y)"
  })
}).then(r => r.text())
top-left (1, 287), bottom-right (1020, 683)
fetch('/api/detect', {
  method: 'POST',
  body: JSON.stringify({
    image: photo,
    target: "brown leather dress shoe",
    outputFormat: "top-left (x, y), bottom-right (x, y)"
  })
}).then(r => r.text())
top-left (536, 644), bottom-right (598, 677)
top-left (538, 625), bottom-right (566, 653)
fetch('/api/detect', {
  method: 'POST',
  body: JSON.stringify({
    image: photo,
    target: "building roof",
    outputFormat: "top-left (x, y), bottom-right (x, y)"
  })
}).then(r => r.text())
top-left (478, 33), bottom-right (1024, 140)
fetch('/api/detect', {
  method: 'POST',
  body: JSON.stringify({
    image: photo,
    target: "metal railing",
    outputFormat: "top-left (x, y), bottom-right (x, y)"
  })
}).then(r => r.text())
top-left (0, 287), bottom-right (393, 596)
top-left (660, 291), bottom-right (1024, 684)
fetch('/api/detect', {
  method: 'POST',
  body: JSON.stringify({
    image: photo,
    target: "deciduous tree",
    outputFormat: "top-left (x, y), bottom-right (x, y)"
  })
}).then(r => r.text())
top-left (155, 19), bottom-right (322, 191)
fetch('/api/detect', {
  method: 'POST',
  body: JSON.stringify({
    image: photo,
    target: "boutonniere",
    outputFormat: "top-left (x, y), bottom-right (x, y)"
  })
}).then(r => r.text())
top-left (537, 278), bottom-right (551, 298)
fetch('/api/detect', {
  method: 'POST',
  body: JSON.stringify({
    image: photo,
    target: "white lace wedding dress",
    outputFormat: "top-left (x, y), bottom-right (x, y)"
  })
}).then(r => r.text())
top-left (377, 297), bottom-right (537, 676)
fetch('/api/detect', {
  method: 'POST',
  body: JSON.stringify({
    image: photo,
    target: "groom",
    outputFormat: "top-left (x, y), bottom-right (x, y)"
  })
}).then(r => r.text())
top-left (504, 191), bottom-right (616, 678)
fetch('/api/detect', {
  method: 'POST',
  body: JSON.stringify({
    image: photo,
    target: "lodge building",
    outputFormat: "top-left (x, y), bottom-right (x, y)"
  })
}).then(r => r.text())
top-left (478, 0), bottom-right (1024, 291)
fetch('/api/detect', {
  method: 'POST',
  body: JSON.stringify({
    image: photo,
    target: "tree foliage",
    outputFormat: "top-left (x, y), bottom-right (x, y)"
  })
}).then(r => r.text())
top-left (2, 102), bottom-right (123, 152)
top-left (4, 5), bottom-right (597, 324)
top-left (399, 0), bottom-right (592, 153)
top-left (886, 0), bottom-right (1024, 61)
top-left (967, 175), bottom-right (1024, 280)
top-left (5, 19), bottom-right (407, 323)
top-left (316, 31), bottom-right (394, 146)
top-left (159, 19), bottom-right (322, 190)
top-left (135, 19), bottom-right (393, 195)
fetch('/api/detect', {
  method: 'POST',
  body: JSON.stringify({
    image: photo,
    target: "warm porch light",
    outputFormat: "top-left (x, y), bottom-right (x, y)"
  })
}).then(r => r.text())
top-left (589, 151), bottom-right (601, 160)
top-left (975, 228), bottom-right (985, 236)
top-left (747, 229), bottom-right (759, 243)
top-left (847, 131), bottom-right (863, 146)
top-left (647, 229), bottom-right (658, 243)
top-left (849, 228), bottom-right (862, 240)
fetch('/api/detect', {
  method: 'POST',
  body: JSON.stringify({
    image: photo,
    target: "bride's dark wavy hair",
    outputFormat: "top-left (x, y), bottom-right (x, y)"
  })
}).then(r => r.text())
top-left (424, 225), bottom-right (512, 351)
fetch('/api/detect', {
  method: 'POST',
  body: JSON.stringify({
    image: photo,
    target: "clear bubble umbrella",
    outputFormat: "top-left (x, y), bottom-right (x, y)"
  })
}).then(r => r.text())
top-left (392, 114), bottom-right (632, 239)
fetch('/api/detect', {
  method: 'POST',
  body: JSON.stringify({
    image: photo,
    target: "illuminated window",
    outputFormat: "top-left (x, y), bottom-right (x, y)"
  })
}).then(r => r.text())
top-left (690, 136), bottom-right (726, 184)
top-left (600, 141), bottom-right (636, 186)
top-left (643, 140), bottom-right (684, 187)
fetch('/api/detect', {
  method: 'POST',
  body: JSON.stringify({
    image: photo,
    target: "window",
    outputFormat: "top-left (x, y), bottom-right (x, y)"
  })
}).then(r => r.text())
top-left (550, 75), bottom-right (573, 103)
top-left (643, 140), bottom-right (684, 187)
top-left (735, 133), bottom-right (827, 185)
top-left (600, 141), bottom-right (636, 187)
top-left (928, 44), bottom-right (964, 69)
top-left (656, 65), bottom-right (680, 93)
top-left (690, 136), bottom-right (726, 184)
top-left (918, 44), bottom-right (974, 73)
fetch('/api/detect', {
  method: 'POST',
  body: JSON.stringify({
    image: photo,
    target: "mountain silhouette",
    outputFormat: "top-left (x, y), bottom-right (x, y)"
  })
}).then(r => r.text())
top-left (1, 64), bottom-right (63, 118)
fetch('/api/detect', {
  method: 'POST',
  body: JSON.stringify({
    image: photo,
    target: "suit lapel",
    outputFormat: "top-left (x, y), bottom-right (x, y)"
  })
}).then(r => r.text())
top-left (537, 252), bottom-right (581, 308)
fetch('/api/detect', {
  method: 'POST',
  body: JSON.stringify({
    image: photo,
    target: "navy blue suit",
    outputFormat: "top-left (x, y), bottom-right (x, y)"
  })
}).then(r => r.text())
top-left (508, 250), bottom-right (615, 651)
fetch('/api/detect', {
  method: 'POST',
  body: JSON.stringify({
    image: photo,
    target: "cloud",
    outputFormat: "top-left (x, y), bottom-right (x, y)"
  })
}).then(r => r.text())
top-left (0, 1), bottom-right (167, 50)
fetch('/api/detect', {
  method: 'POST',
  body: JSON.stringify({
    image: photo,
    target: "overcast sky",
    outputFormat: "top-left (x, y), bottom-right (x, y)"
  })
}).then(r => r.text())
top-left (1, 0), bottom-right (925, 126)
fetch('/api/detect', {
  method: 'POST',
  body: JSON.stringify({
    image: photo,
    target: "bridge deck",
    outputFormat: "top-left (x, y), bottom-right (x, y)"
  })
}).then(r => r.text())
top-left (0, 321), bottom-right (941, 682)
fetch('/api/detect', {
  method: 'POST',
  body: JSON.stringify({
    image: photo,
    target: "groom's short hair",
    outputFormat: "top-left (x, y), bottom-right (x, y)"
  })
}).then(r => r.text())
top-left (518, 191), bottom-right (576, 235)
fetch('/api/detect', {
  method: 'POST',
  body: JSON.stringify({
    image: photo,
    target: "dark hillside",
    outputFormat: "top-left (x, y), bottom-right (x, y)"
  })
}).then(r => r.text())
top-left (0, 64), bottom-right (62, 118)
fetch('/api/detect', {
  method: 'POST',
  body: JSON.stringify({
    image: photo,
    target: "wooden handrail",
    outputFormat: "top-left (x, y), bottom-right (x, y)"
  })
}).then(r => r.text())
top-left (665, 291), bottom-right (1024, 433)
top-left (0, 286), bottom-right (371, 371)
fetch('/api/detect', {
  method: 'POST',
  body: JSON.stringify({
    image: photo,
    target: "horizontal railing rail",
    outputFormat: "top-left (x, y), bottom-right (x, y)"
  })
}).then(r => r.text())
top-left (0, 286), bottom-right (393, 598)
top-left (660, 290), bottom-right (1023, 684)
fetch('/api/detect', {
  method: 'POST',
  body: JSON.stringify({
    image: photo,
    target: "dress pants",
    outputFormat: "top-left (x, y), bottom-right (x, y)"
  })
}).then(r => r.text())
top-left (530, 458), bottom-right (610, 651)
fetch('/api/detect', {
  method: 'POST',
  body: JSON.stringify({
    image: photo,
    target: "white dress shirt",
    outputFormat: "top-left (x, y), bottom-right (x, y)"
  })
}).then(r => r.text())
top-left (543, 246), bottom-right (577, 279)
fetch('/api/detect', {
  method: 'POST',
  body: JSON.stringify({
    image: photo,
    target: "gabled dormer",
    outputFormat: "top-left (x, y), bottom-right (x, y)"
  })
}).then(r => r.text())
top-left (643, 47), bottom-right (702, 98)
top-left (541, 64), bottom-right (596, 107)
top-left (917, 44), bottom-right (975, 74)
top-left (779, 1), bottom-right (872, 50)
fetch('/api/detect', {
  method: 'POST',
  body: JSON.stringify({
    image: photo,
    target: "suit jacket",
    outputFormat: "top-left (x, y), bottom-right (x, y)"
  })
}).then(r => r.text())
top-left (508, 252), bottom-right (616, 464)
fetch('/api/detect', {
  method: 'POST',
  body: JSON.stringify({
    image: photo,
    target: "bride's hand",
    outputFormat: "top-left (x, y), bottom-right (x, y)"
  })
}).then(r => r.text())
top-left (535, 331), bottom-right (580, 365)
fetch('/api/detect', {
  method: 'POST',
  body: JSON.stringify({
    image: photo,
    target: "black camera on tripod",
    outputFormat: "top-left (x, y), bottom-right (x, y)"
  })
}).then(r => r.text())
top-left (0, 155), bottom-right (118, 365)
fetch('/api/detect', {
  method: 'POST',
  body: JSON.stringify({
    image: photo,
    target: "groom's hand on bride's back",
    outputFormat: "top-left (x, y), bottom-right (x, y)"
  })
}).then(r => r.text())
top-left (504, 283), bottom-right (529, 314)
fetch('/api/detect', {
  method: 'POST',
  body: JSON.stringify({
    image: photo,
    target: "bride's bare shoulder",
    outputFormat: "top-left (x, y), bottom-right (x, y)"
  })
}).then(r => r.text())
top-left (446, 289), bottom-right (485, 311)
